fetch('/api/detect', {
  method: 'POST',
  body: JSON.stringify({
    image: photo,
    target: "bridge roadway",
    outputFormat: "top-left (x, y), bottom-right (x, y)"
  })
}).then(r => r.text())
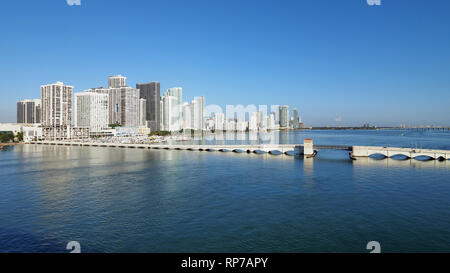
top-left (28, 141), bottom-right (450, 160)
top-left (30, 141), bottom-right (303, 154)
top-left (351, 146), bottom-right (450, 160)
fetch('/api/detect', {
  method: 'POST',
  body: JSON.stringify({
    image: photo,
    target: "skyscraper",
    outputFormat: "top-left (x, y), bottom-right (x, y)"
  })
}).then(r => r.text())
top-left (108, 75), bottom-right (127, 88)
top-left (292, 108), bottom-right (299, 129)
top-left (139, 98), bottom-right (147, 127)
top-left (17, 99), bottom-right (41, 124)
top-left (163, 87), bottom-right (182, 106)
top-left (192, 96), bottom-right (205, 131)
top-left (41, 82), bottom-right (73, 139)
top-left (182, 102), bottom-right (192, 130)
top-left (249, 112), bottom-right (258, 131)
top-left (74, 92), bottom-right (109, 133)
top-left (136, 82), bottom-right (161, 131)
top-left (271, 105), bottom-right (280, 126)
top-left (162, 95), bottom-right (180, 132)
top-left (214, 112), bottom-right (225, 131)
top-left (163, 87), bottom-right (183, 131)
top-left (268, 114), bottom-right (276, 130)
top-left (89, 86), bottom-right (140, 127)
top-left (279, 105), bottom-right (290, 128)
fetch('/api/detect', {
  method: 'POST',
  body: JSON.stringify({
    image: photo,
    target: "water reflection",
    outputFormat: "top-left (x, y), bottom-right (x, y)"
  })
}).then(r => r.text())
top-left (2, 137), bottom-right (450, 253)
top-left (352, 157), bottom-right (448, 169)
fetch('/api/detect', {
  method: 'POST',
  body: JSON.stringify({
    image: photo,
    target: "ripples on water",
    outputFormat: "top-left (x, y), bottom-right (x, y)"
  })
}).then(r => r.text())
top-left (0, 130), bottom-right (449, 253)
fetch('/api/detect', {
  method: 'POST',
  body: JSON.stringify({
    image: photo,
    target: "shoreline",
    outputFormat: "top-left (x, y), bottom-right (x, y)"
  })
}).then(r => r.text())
top-left (0, 143), bottom-right (23, 150)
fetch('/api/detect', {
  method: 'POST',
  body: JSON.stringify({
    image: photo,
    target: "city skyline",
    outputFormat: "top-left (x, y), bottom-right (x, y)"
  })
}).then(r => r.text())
top-left (8, 73), bottom-right (449, 129)
top-left (1, 1), bottom-right (450, 126)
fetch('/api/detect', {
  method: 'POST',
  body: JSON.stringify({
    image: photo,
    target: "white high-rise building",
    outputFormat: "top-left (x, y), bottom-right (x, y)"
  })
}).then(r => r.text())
top-left (271, 105), bottom-right (280, 126)
top-left (256, 110), bottom-right (263, 128)
top-left (89, 86), bottom-right (140, 127)
top-left (181, 102), bottom-right (191, 130)
top-left (108, 75), bottom-right (127, 88)
top-left (225, 119), bottom-right (236, 131)
top-left (236, 121), bottom-right (248, 132)
top-left (164, 87), bottom-right (183, 130)
top-left (163, 87), bottom-right (182, 106)
top-left (74, 92), bottom-right (109, 133)
top-left (192, 96), bottom-right (204, 131)
top-left (160, 100), bottom-right (164, 131)
top-left (268, 114), bottom-right (276, 130)
top-left (41, 82), bottom-right (74, 139)
top-left (214, 113), bottom-right (225, 131)
top-left (41, 82), bottom-right (73, 127)
top-left (261, 116), bottom-right (269, 131)
top-left (249, 112), bottom-right (258, 131)
top-left (162, 95), bottom-right (180, 132)
top-left (139, 98), bottom-right (147, 127)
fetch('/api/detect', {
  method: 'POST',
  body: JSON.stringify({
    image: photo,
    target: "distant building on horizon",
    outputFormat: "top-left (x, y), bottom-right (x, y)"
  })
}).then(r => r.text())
top-left (279, 105), bottom-right (290, 128)
top-left (292, 108), bottom-right (299, 129)
top-left (137, 82), bottom-right (161, 132)
top-left (214, 112), bottom-right (225, 131)
top-left (192, 96), bottom-right (205, 131)
top-left (17, 99), bottom-right (41, 124)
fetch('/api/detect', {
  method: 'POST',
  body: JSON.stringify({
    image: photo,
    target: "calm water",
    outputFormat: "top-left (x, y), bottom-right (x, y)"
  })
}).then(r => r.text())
top-left (1, 130), bottom-right (450, 253)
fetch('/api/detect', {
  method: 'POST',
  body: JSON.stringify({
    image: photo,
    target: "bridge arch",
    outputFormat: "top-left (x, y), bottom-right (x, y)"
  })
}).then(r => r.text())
top-left (413, 155), bottom-right (435, 161)
top-left (389, 154), bottom-right (410, 160)
top-left (369, 153), bottom-right (388, 159)
top-left (268, 150), bottom-right (283, 155)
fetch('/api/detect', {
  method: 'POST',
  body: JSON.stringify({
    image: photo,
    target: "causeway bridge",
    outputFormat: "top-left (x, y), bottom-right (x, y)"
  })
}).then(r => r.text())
top-left (27, 140), bottom-right (450, 161)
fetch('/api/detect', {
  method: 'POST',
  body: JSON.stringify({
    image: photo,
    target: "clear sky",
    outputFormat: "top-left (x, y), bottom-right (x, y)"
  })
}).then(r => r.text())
top-left (1, 0), bottom-right (449, 126)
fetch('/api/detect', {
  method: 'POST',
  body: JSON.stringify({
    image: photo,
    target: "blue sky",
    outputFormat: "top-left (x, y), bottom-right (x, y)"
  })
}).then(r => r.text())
top-left (1, 0), bottom-right (449, 126)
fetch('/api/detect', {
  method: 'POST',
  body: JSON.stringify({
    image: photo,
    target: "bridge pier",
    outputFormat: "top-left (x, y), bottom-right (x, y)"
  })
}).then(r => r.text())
top-left (295, 139), bottom-right (316, 157)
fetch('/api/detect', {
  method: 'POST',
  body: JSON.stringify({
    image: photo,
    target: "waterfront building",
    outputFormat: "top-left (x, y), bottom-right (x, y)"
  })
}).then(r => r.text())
top-left (261, 116), bottom-right (269, 131)
top-left (225, 119), bottom-right (236, 131)
top-left (74, 92), bottom-right (109, 133)
top-left (136, 82), bottom-right (161, 132)
top-left (160, 100), bottom-right (164, 130)
top-left (182, 102), bottom-right (192, 130)
top-left (108, 75), bottom-right (127, 88)
top-left (271, 105), bottom-right (280, 126)
top-left (249, 112), bottom-right (258, 131)
top-left (205, 118), bottom-right (215, 131)
top-left (0, 123), bottom-right (42, 141)
top-left (41, 82), bottom-right (74, 139)
top-left (164, 87), bottom-right (183, 129)
top-left (189, 96), bottom-right (204, 131)
top-left (163, 87), bottom-right (182, 106)
top-left (89, 86), bottom-right (140, 127)
top-left (17, 99), bottom-right (41, 124)
top-left (279, 105), bottom-right (290, 128)
top-left (268, 114), bottom-right (276, 130)
top-left (214, 112), bottom-right (225, 131)
top-left (162, 95), bottom-right (180, 132)
top-left (236, 121), bottom-right (248, 132)
top-left (139, 98), bottom-right (147, 127)
top-left (256, 110), bottom-right (264, 129)
top-left (293, 108), bottom-right (299, 129)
